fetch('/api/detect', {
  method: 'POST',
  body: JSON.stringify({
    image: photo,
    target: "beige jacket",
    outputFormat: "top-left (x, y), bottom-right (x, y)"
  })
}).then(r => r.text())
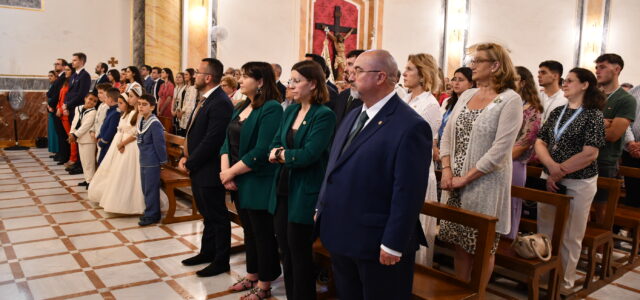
top-left (70, 106), bottom-right (97, 144)
top-left (440, 88), bottom-right (523, 234)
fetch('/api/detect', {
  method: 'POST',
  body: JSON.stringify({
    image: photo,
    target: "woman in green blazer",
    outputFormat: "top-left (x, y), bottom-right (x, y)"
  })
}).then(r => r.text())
top-left (219, 62), bottom-right (283, 299)
top-left (268, 60), bottom-right (336, 300)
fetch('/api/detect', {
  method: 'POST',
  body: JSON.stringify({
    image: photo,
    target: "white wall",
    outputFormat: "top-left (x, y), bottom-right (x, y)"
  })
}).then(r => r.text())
top-left (381, 0), bottom-right (443, 72)
top-left (606, 0), bottom-right (640, 84)
top-left (0, 0), bottom-right (132, 77)
top-left (216, 0), bottom-right (300, 81)
top-left (468, 0), bottom-right (579, 81)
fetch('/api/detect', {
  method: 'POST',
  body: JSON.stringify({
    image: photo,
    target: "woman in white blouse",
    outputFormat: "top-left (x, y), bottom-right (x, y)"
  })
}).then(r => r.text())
top-left (178, 69), bottom-right (198, 136)
top-left (401, 53), bottom-right (442, 266)
top-left (172, 72), bottom-right (187, 135)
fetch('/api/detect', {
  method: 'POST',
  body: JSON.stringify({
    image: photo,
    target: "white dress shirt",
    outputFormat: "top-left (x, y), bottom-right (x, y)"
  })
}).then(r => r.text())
top-left (540, 89), bottom-right (568, 123)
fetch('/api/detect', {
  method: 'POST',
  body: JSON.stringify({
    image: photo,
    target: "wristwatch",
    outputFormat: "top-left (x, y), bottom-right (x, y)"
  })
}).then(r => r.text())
top-left (275, 148), bottom-right (283, 161)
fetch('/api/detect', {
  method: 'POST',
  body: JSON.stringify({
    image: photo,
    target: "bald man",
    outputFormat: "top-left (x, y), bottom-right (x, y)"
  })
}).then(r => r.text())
top-left (315, 50), bottom-right (431, 299)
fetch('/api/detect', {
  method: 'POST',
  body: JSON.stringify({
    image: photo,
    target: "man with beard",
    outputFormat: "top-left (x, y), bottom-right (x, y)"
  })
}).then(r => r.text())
top-left (328, 49), bottom-right (365, 129)
top-left (178, 58), bottom-right (234, 277)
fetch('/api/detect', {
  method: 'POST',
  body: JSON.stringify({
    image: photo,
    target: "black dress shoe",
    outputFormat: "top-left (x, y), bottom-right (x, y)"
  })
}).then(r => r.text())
top-left (68, 168), bottom-right (83, 175)
top-left (49, 155), bottom-right (56, 158)
top-left (138, 218), bottom-right (159, 226)
top-left (57, 161), bottom-right (65, 165)
top-left (78, 181), bottom-right (89, 187)
top-left (181, 254), bottom-right (214, 266)
top-left (196, 263), bottom-right (230, 277)
top-left (65, 163), bottom-right (79, 171)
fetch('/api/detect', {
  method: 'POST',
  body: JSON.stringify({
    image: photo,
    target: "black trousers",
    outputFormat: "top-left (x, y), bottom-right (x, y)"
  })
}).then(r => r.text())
top-left (192, 183), bottom-right (230, 266)
top-left (621, 151), bottom-right (640, 208)
top-left (53, 114), bottom-right (70, 162)
top-left (233, 193), bottom-right (281, 281)
top-left (274, 196), bottom-right (315, 300)
top-left (330, 249), bottom-right (416, 300)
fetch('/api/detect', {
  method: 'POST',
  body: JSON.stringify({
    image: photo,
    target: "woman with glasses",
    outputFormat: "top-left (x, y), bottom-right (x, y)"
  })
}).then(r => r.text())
top-left (220, 62), bottom-right (283, 300)
top-left (438, 43), bottom-right (523, 284)
top-left (535, 68), bottom-right (605, 291)
top-left (401, 53), bottom-right (442, 267)
top-left (267, 60), bottom-right (336, 300)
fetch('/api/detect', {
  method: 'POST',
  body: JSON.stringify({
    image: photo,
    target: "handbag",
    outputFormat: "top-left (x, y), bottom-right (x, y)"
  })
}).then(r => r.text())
top-left (512, 232), bottom-right (552, 261)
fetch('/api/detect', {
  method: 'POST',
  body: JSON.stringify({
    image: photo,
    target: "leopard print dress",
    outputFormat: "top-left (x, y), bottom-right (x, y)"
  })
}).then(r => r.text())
top-left (438, 105), bottom-right (501, 255)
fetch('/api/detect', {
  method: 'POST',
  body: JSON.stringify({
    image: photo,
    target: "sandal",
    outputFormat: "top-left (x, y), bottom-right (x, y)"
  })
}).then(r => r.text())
top-left (228, 277), bottom-right (257, 292)
top-left (240, 287), bottom-right (271, 300)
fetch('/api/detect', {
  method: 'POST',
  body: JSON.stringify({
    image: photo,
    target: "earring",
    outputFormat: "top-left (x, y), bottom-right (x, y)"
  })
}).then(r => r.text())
top-left (257, 87), bottom-right (262, 95)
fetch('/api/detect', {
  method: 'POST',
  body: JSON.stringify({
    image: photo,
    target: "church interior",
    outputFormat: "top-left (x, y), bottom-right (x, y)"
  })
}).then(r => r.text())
top-left (1, 0), bottom-right (640, 299)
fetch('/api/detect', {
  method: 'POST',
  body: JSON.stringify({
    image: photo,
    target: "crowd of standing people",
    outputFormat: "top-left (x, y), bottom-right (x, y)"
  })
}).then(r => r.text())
top-left (44, 44), bottom-right (639, 299)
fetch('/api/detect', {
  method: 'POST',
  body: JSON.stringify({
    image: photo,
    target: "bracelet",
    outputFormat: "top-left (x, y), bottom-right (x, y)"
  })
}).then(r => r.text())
top-left (275, 148), bottom-right (283, 160)
top-left (442, 166), bottom-right (451, 169)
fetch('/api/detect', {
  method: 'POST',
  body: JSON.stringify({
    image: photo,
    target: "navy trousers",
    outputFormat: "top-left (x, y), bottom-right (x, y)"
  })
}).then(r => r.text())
top-left (141, 165), bottom-right (161, 221)
top-left (330, 248), bottom-right (416, 300)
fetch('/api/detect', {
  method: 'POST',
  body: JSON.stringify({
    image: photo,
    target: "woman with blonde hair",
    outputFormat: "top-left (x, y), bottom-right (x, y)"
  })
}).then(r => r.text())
top-left (438, 42), bottom-right (523, 284)
top-left (401, 53), bottom-right (442, 267)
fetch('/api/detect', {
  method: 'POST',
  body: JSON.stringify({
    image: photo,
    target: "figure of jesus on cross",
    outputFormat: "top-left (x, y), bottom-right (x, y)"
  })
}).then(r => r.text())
top-left (314, 6), bottom-right (357, 81)
top-left (325, 26), bottom-right (353, 81)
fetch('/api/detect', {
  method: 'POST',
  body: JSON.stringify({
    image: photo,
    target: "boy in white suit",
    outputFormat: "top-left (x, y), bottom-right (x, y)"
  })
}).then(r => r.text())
top-left (69, 93), bottom-right (98, 188)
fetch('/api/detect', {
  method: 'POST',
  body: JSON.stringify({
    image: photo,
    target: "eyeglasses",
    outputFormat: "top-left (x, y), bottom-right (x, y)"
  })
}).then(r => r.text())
top-left (287, 78), bottom-right (306, 87)
top-left (194, 70), bottom-right (214, 76)
top-left (468, 58), bottom-right (495, 66)
top-left (353, 67), bottom-right (381, 76)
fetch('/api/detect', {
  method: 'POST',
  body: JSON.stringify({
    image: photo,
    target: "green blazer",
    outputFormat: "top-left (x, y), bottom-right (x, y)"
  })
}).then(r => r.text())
top-left (268, 103), bottom-right (336, 224)
top-left (220, 99), bottom-right (283, 210)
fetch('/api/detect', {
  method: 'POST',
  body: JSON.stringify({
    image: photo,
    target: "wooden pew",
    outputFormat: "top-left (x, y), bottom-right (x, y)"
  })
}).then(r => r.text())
top-left (495, 186), bottom-right (571, 300)
top-left (313, 202), bottom-right (497, 300)
top-left (161, 133), bottom-right (200, 224)
top-left (412, 202), bottom-right (497, 300)
top-left (525, 165), bottom-right (623, 291)
top-left (612, 166), bottom-right (640, 266)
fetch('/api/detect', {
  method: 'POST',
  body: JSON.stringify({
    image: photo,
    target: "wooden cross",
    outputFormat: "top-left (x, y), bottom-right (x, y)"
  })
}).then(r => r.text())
top-left (314, 6), bottom-right (357, 36)
top-left (108, 57), bottom-right (119, 67)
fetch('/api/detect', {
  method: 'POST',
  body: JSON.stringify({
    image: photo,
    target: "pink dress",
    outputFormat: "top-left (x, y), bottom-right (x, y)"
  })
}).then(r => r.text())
top-left (157, 81), bottom-right (175, 118)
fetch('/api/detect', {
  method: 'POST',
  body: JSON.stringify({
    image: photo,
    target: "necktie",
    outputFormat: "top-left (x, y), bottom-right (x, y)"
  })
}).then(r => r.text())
top-left (184, 95), bottom-right (206, 157)
top-left (345, 95), bottom-right (354, 111)
top-left (341, 110), bottom-right (369, 154)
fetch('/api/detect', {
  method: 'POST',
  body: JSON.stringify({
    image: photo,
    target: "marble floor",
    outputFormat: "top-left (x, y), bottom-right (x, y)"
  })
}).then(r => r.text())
top-left (0, 148), bottom-right (638, 300)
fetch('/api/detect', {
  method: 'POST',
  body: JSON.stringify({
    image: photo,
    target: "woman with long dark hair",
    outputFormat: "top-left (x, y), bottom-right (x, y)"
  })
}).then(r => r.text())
top-left (124, 66), bottom-right (143, 93)
top-left (506, 66), bottom-right (543, 239)
top-left (436, 67), bottom-right (475, 162)
top-left (535, 67), bottom-right (605, 291)
top-left (220, 62), bottom-right (283, 299)
top-left (107, 69), bottom-right (121, 89)
top-left (158, 68), bottom-right (175, 120)
top-left (268, 60), bottom-right (335, 300)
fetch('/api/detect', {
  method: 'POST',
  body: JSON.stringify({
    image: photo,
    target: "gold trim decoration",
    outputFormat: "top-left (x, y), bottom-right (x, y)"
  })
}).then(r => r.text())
top-left (0, 0), bottom-right (44, 11)
top-left (0, 74), bottom-right (48, 78)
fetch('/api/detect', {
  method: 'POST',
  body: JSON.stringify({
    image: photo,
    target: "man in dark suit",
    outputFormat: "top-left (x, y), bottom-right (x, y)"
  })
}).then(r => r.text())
top-left (328, 49), bottom-right (365, 128)
top-left (92, 62), bottom-right (109, 94)
top-left (315, 50), bottom-right (432, 299)
top-left (178, 58), bottom-right (234, 277)
top-left (141, 64), bottom-right (154, 93)
top-left (64, 52), bottom-right (91, 123)
top-left (150, 67), bottom-right (164, 100)
top-left (272, 63), bottom-right (287, 101)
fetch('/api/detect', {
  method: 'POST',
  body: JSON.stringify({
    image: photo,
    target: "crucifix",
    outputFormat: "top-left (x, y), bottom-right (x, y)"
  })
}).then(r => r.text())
top-left (314, 6), bottom-right (357, 81)
top-left (108, 57), bottom-right (119, 67)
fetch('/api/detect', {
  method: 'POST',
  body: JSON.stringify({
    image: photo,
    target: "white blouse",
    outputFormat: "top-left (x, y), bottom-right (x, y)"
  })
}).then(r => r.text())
top-left (402, 91), bottom-right (442, 140)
